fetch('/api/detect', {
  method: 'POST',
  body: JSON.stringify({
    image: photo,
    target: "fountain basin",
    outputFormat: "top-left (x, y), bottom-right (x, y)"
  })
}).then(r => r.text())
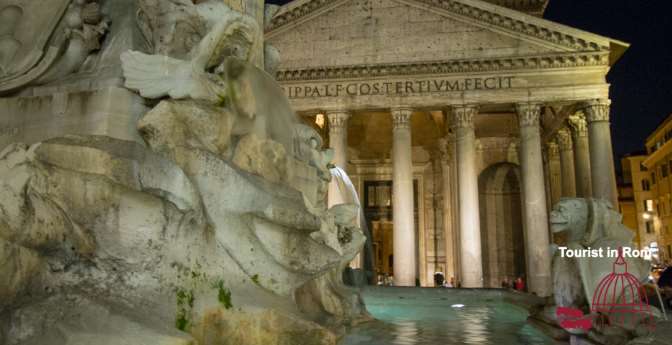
top-left (341, 287), bottom-right (557, 345)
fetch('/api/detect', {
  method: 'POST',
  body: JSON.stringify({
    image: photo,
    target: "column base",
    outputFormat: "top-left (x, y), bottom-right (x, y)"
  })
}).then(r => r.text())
top-left (528, 274), bottom-right (552, 297)
top-left (393, 278), bottom-right (416, 287)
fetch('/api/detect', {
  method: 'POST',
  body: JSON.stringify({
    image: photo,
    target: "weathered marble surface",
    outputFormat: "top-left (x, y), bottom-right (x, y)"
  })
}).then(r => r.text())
top-left (0, 0), bottom-right (146, 150)
top-left (0, 1), bottom-right (369, 344)
top-left (0, 0), bottom-right (108, 93)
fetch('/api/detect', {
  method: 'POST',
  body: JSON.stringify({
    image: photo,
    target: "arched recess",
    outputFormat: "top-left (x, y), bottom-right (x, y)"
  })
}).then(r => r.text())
top-left (478, 162), bottom-right (526, 288)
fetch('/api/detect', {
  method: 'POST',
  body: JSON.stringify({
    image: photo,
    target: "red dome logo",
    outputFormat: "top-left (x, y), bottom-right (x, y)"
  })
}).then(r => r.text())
top-left (556, 247), bottom-right (655, 332)
top-left (591, 247), bottom-right (654, 330)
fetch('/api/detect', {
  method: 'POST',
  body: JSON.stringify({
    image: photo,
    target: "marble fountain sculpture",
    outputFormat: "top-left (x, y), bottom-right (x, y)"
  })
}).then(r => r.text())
top-left (0, 1), bottom-right (370, 344)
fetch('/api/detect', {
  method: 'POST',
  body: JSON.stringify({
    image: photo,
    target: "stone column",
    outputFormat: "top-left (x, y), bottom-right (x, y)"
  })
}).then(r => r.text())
top-left (327, 110), bottom-right (361, 268)
top-left (546, 141), bottom-right (562, 208)
top-left (327, 110), bottom-right (350, 170)
top-left (516, 103), bottom-right (552, 297)
top-left (327, 110), bottom-right (350, 208)
top-left (451, 105), bottom-right (483, 288)
top-left (556, 128), bottom-right (576, 197)
top-left (584, 99), bottom-right (618, 207)
top-left (391, 107), bottom-right (416, 286)
top-left (439, 136), bottom-right (457, 282)
top-left (568, 113), bottom-right (592, 197)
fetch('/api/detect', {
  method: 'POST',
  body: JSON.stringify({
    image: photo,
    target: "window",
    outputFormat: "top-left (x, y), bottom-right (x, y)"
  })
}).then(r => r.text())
top-left (646, 220), bottom-right (654, 234)
top-left (376, 185), bottom-right (391, 207)
top-left (642, 179), bottom-right (651, 191)
top-left (365, 181), bottom-right (392, 208)
top-left (652, 172), bottom-right (657, 184)
top-left (662, 164), bottom-right (669, 178)
top-left (645, 199), bottom-right (654, 212)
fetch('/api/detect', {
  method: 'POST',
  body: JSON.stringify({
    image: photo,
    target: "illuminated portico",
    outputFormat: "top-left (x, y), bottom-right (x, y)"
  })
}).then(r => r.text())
top-left (266, 0), bottom-right (627, 296)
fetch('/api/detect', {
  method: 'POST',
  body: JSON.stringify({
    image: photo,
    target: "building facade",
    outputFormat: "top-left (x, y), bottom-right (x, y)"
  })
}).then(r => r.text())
top-left (620, 115), bottom-right (672, 263)
top-left (265, 0), bottom-right (627, 294)
top-left (619, 154), bottom-right (658, 252)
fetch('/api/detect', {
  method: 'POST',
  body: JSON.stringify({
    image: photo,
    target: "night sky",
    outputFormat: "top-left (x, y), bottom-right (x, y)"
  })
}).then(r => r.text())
top-left (544, 0), bottom-right (672, 161)
top-left (267, 0), bottom-right (672, 163)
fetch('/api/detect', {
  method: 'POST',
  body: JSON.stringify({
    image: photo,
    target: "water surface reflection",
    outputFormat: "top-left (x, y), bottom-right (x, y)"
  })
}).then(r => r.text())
top-left (341, 289), bottom-right (556, 345)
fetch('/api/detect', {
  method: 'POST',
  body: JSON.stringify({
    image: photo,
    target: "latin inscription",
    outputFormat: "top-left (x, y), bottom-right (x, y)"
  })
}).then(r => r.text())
top-left (283, 76), bottom-right (514, 99)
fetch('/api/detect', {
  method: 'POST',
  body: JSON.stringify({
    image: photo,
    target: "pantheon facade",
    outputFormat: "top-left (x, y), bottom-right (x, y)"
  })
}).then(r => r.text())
top-left (265, 0), bottom-right (626, 296)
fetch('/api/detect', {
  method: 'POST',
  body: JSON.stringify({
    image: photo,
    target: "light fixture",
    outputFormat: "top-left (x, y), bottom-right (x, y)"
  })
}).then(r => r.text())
top-left (315, 113), bottom-right (325, 129)
top-left (643, 212), bottom-right (652, 220)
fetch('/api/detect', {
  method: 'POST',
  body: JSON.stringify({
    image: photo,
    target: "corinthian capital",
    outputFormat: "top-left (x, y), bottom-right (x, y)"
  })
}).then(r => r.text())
top-left (546, 140), bottom-right (560, 159)
top-left (583, 99), bottom-right (611, 123)
top-left (327, 110), bottom-right (350, 133)
top-left (555, 128), bottom-right (572, 151)
top-left (438, 137), bottom-right (453, 162)
top-left (450, 105), bottom-right (479, 129)
top-left (515, 103), bottom-right (542, 128)
top-left (391, 107), bottom-right (413, 129)
top-left (568, 112), bottom-right (588, 138)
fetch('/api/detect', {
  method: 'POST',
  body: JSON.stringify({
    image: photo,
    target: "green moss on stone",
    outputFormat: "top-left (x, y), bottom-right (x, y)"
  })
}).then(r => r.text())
top-left (214, 279), bottom-right (233, 309)
top-left (175, 287), bottom-right (195, 331)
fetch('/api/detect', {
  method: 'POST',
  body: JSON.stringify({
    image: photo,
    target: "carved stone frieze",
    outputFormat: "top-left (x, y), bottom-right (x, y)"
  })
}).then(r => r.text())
top-left (0, 0), bottom-right (108, 93)
top-left (274, 52), bottom-right (610, 82)
top-left (267, 0), bottom-right (343, 32)
top-left (482, 0), bottom-right (548, 15)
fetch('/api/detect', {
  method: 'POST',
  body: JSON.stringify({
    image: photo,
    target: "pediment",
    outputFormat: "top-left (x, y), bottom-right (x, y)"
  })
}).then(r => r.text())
top-left (266, 0), bottom-right (628, 79)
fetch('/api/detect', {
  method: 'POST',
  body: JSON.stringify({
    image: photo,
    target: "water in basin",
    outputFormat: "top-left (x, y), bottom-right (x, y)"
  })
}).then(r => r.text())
top-left (341, 287), bottom-right (558, 345)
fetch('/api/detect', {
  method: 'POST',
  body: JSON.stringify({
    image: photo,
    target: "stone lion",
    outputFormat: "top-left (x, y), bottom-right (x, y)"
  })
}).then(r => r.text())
top-left (549, 198), bottom-right (650, 309)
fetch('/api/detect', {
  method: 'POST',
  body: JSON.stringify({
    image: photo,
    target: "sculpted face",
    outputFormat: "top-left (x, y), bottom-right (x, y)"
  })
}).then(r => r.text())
top-left (549, 198), bottom-right (589, 242)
